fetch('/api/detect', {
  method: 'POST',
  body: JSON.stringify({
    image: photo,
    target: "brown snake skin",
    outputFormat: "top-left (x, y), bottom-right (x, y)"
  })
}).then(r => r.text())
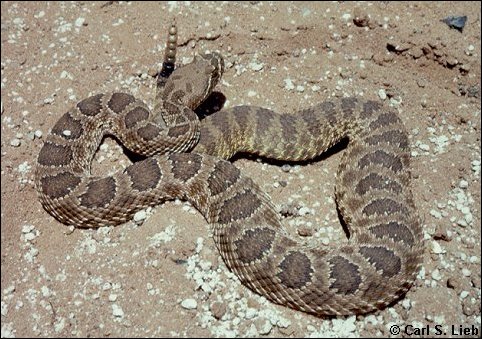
top-left (35, 24), bottom-right (423, 316)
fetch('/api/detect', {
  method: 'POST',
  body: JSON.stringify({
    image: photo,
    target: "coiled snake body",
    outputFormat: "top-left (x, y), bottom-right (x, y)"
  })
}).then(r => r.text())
top-left (35, 25), bottom-right (423, 316)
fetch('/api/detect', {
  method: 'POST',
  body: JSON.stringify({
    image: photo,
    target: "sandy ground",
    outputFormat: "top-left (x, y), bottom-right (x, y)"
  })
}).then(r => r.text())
top-left (1, 1), bottom-right (480, 337)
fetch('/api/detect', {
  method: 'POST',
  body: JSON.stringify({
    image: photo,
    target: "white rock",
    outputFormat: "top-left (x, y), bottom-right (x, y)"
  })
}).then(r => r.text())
top-left (459, 180), bottom-right (469, 189)
top-left (418, 143), bottom-right (430, 151)
top-left (41, 286), bottom-right (51, 297)
top-left (469, 256), bottom-right (479, 263)
top-left (245, 307), bottom-right (258, 319)
top-left (471, 159), bottom-right (480, 174)
top-left (431, 241), bottom-right (445, 254)
top-left (332, 316), bottom-right (357, 335)
top-left (24, 232), bottom-right (37, 242)
top-left (277, 317), bottom-right (291, 328)
top-left (296, 85), bottom-right (305, 92)
top-left (258, 319), bottom-right (272, 335)
top-left (181, 298), bottom-right (197, 309)
top-left (378, 88), bottom-right (387, 100)
top-left (133, 210), bottom-right (146, 222)
top-left (195, 238), bottom-right (203, 253)
top-left (430, 209), bottom-right (442, 219)
top-left (112, 304), bottom-right (124, 317)
top-left (22, 225), bottom-right (35, 233)
top-left (249, 62), bottom-right (264, 71)
top-left (341, 13), bottom-right (352, 20)
top-left (18, 162), bottom-right (31, 174)
top-left (431, 268), bottom-right (442, 281)
top-left (3, 285), bottom-right (15, 295)
top-left (10, 138), bottom-right (21, 147)
top-left (402, 299), bottom-right (411, 309)
top-left (75, 17), bottom-right (85, 27)
top-left (284, 78), bottom-right (295, 90)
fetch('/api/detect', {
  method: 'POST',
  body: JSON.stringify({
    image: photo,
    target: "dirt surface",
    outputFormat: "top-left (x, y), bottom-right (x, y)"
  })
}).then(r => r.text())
top-left (1, 1), bottom-right (481, 337)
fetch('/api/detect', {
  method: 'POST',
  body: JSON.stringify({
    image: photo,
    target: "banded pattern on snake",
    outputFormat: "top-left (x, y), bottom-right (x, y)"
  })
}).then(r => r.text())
top-left (35, 24), bottom-right (423, 316)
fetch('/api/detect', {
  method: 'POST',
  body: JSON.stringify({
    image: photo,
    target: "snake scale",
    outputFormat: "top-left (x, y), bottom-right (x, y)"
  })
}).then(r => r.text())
top-left (35, 24), bottom-right (423, 316)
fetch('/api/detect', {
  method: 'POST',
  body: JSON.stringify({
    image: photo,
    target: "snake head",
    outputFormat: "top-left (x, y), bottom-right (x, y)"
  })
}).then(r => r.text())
top-left (199, 52), bottom-right (225, 92)
top-left (163, 52), bottom-right (225, 109)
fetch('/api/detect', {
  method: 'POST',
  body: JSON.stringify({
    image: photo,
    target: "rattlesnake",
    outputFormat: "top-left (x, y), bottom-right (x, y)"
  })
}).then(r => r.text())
top-left (35, 24), bottom-right (423, 316)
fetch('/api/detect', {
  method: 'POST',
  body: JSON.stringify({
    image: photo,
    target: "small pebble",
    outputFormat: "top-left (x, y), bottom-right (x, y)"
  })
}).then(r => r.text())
top-left (3, 285), bottom-right (15, 295)
top-left (133, 210), bottom-right (146, 222)
top-left (75, 17), bottom-right (86, 27)
top-left (22, 225), bottom-right (35, 233)
top-left (462, 299), bottom-right (477, 316)
top-left (430, 209), bottom-right (442, 219)
top-left (418, 143), bottom-right (430, 151)
top-left (181, 298), bottom-right (197, 309)
top-left (402, 299), bottom-right (412, 310)
top-left (284, 78), bottom-right (295, 90)
top-left (281, 164), bottom-right (291, 172)
top-left (298, 206), bottom-right (311, 216)
top-left (353, 8), bottom-right (370, 27)
top-left (341, 13), bottom-right (352, 21)
top-left (431, 269), bottom-right (442, 281)
top-left (245, 307), bottom-right (258, 319)
top-left (297, 226), bottom-right (313, 237)
top-left (112, 304), bottom-right (124, 318)
top-left (431, 241), bottom-right (446, 254)
top-left (250, 62), bottom-right (263, 71)
top-left (10, 138), bottom-right (21, 147)
top-left (378, 88), bottom-right (387, 100)
top-left (24, 233), bottom-right (36, 242)
top-left (256, 319), bottom-right (273, 335)
top-left (296, 85), bottom-right (305, 92)
top-left (210, 301), bottom-right (226, 319)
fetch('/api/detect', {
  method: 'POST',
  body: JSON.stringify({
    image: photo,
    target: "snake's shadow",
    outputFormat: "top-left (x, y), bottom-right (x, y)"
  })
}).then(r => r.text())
top-left (195, 91), bottom-right (227, 120)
